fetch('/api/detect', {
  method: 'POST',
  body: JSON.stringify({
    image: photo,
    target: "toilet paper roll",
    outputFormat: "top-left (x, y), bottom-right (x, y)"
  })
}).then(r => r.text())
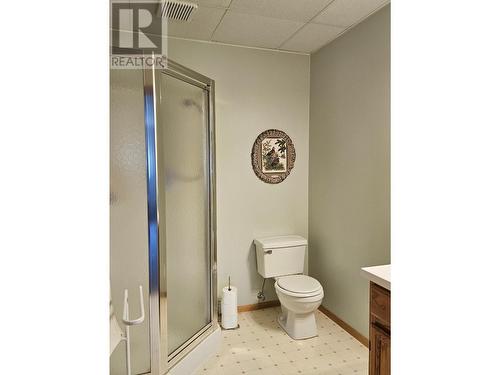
top-left (222, 286), bottom-right (237, 304)
top-left (221, 286), bottom-right (238, 329)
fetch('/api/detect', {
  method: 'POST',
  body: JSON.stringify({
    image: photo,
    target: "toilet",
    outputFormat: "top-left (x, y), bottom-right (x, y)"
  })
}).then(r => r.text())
top-left (254, 235), bottom-right (324, 340)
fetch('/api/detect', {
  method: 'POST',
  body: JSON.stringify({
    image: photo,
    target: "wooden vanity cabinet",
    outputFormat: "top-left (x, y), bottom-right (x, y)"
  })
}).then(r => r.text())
top-left (369, 282), bottom-right (391, 375)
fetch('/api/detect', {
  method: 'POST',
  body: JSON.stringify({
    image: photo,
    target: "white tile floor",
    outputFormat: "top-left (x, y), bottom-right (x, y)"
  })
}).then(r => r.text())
top-left (195, 307), bottom-right (368, 375)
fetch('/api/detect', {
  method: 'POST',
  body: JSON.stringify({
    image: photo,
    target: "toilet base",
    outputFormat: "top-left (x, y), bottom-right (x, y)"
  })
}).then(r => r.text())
top-left (277, 307), bottom-right (318, 340)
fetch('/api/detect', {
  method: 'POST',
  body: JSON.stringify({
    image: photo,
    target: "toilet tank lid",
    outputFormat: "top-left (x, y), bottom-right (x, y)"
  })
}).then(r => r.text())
top-left (254, 235), bottom-right (307, 249)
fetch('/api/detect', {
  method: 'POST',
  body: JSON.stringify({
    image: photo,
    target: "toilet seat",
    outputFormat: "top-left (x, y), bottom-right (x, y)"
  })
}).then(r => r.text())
top-left (276, 275), bottom-right (323, 297)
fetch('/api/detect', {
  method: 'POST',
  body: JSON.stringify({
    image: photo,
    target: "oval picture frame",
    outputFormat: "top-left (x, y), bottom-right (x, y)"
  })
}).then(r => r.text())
top-left (251, 129), bottom-right (296, 184)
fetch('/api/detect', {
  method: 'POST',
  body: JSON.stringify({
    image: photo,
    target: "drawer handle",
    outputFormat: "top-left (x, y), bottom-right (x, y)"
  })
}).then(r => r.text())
top-left (264, 250), bottom-right (273, 254)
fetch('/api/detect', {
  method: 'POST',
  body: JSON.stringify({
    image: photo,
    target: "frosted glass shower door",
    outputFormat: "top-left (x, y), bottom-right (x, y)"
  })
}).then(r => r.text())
top-left (110, 68), bottom-right (151, 375)
top-left (157, 71), bottom-right (213, 358)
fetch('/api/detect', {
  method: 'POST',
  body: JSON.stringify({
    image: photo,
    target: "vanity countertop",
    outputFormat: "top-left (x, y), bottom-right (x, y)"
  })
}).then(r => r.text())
top-left (360, 264), bottom-right (391, 290)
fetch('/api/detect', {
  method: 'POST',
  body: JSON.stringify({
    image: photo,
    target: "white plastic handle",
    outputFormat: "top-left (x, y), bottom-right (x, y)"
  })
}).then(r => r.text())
top-left (122, 285), bottom-right (145, 326)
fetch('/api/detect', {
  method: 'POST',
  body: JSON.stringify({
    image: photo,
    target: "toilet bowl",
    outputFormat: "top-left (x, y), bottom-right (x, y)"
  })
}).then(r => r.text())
top-left (274, 274), bottom-right (324, 340)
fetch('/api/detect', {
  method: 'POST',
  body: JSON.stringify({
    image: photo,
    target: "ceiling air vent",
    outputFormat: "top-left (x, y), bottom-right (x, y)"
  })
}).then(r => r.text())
top-left (158, 0), bottom-right (198, 21)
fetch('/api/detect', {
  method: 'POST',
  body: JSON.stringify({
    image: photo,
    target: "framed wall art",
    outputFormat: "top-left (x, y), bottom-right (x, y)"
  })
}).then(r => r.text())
top-left (251, 129), bottom-right (296, 184)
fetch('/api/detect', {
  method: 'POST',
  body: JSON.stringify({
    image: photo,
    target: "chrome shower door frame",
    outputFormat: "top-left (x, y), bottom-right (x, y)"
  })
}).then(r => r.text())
top-left (144, 58), bottom-right (218, 375)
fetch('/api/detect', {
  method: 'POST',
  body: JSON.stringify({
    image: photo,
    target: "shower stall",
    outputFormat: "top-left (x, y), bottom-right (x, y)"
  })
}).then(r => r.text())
top-left (110, 57), bottom-right (219, 375)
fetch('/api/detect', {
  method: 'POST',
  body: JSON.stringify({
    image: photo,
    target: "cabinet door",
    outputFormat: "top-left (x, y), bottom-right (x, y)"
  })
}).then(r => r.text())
top-left (369, 324), bottom-right (390, 375)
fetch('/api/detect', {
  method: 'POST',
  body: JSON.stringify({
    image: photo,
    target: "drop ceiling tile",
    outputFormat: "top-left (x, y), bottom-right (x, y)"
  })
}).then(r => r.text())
top-left (281, 23), bottom-right (344, 53)
top-left (229, 0), bottom-right (333, 22)
top-left (192, 0), bottom-right (232, 8)
top-left (167, 6), bottom-right (226, 40)
top-left (212, 11), bottom-right (305, 49)
top-left (312, 0), bottom-right (389, 27)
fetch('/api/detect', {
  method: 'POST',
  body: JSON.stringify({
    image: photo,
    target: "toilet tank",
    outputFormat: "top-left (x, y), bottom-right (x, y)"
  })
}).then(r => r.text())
top-left (254, 235), bottom-right (308, 278)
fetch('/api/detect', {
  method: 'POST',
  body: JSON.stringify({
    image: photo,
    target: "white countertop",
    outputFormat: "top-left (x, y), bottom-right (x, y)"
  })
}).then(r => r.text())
top-left (360, 264), bottom-right (391, 290)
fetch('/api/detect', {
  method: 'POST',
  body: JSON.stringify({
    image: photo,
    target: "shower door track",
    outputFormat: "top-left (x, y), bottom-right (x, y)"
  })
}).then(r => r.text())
top-left (167, 321), bottom-right (216, 365)
top-left (143, 56), bottom-right (218, 375)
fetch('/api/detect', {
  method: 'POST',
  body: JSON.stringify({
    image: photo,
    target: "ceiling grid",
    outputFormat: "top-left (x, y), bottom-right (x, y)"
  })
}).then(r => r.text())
top-left (166, 0), bottom-right (390, 53)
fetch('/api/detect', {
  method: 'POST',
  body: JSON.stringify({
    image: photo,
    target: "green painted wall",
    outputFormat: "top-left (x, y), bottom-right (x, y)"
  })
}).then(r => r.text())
top-left (309, 5), bottom-right (391, 338)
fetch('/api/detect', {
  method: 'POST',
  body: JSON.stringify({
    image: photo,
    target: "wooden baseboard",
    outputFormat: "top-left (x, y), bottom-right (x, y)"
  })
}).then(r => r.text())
top-left (237, 300), bottom-right (280, 312)
top-left (318, 305), bottom-right (369, 347)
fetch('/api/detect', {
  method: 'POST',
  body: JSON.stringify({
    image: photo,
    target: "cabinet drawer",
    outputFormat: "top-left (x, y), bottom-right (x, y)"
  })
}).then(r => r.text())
top-left (370, 282), bottom-right (390, 325)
